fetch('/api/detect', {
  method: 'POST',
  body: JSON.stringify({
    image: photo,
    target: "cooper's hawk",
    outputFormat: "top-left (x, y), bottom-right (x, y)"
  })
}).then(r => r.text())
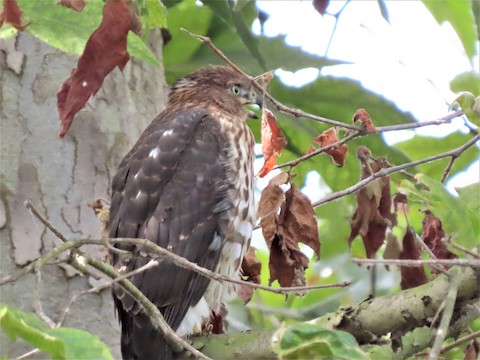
top-left (109, 66), bottom-right (259, 359)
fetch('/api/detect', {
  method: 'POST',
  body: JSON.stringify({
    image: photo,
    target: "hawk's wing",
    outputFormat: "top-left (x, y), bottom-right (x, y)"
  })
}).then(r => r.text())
top-left (109, 108), bottom-right (231, 356)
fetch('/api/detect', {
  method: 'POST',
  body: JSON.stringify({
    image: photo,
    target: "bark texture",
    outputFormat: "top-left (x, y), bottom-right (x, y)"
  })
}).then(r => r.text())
top-left (0, 32), bottom-right (167, 359)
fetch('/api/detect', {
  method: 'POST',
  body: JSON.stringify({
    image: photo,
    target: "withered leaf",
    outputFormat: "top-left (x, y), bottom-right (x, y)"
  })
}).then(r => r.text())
top-left (268, 184), bottom-right (320, 288)
top-left (353, 108), bottom-right (376, 133)
top-left (313, 127), bottom-right (348, 167)
top-left (281, 184), bottom-right (321, 258)
top-left (421, 210), bottom-right (457, 270)
top-left (0, 0), bottom-right (30, 30)
top-left (464, 342), bottom-right (479, 360)
top-left (57, 0), bottom-right (131, 138)
top-left (58, 0), bottom-right (86, 12)
top-left (209, 304), bottom-right (226, 334)
top-left (313, 0), bottom-right (329, 15)
top-left (258, 109), bottom-right (287, 177)
top-left (399, 228), bottom-right (427, 290)
top-left (237, 247), bottom-right (262, 304)
top-left (257, 172), bottom-right (289, 220)
top-left (348, 146), bottom-right (395, 258)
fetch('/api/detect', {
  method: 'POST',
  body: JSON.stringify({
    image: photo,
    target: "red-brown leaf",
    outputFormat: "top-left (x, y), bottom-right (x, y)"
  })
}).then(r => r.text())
top-left (421, 211), bottom-right (457, 270)
top-left (58, 0), bottom-right (85, 12)
top-left (348, 147), bottom-right (395, 258)
top-left (258, 109), bottom-right (287, 177)
top-left (257, 172), bottom-right (289, 220)
top-left (464, 342), bottom-right (479, 360)
top-left (57, 0), bottom-right (131, 138)
top-left (353, 108), bottom-right (376, 133)
top-left (399, 228), bottom-right (427, 289)
top-left (237, 247), bottom-right (262, 304)
top-left (0, 0), bottom-right (30, 30)
top-left (313, 127), bottom-right (348, 167)
top-left (281, 184), bottom-right (321, 259)
top-left (269, 184), bottom-right (320, 288)
top-left (313, 0), bottom-right (329, 15)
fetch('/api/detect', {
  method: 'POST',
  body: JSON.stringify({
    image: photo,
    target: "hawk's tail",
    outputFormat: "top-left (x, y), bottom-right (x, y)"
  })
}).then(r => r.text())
top-left (116, 298), bottom-right (175, 360)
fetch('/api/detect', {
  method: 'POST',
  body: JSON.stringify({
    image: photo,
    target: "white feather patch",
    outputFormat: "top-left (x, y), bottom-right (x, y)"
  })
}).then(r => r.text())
top-left (176, 297), bottom-right (210, 336)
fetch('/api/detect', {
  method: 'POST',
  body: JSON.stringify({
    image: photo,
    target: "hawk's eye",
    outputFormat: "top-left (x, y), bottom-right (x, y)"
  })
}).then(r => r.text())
top-left (231, 85), bottom-right (241, 95)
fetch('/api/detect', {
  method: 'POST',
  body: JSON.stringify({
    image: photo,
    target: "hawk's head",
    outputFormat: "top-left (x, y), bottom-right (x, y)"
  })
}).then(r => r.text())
top-left (168, 66), bottom-right (261, 118)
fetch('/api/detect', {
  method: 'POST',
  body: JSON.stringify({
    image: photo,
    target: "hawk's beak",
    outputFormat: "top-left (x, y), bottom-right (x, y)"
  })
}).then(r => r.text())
top-left (244, 90), bottom-right (262, 119)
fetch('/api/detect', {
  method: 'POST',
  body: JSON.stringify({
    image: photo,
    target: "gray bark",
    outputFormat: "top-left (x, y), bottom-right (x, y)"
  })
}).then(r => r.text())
top-left (0, 31), bottom-right (167, 359)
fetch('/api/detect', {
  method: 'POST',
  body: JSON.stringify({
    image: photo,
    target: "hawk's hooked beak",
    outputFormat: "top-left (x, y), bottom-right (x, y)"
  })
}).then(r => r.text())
top-left (243, 89), bottom-right (262, 119)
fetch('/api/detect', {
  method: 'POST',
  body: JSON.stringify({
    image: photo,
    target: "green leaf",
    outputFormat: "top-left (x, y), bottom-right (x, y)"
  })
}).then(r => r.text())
top-left (398, 175), bottom-right (480, 248)
top-left (127, 32), bottom-right (161, 66)
top-left (17, 0), bottom-right (159, 65)
top-left (0, 305), bottom-right (65, 359)
top-left (450, 71), bottom-right (480, 95)
top-left (394, 132), bottom-right (479, 180)
top-left (48, 328), bottom-right (114, 360)
top-left (19, 0), bottom-right (102, 55)
top-left (146, 0), bottom-right (168, 29)
top-left (450, 92), bottom-right (480, 125)
top-left (421, 0), bottom-right (478, 60)
top-left (163, 0), bottom-right (213, 78)
top-left (0, 306), bottom-right (113, 360)
top-left (202, 0), bottom-right (267, 70)
top-left (272, 323), bottom-right (368, 359)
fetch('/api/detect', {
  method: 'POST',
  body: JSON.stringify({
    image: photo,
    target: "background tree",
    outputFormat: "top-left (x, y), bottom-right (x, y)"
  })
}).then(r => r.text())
top-left (0, 0), bottom-right (478, 359)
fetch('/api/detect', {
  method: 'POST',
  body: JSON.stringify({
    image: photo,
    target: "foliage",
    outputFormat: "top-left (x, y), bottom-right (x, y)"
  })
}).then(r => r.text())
top-left (0, 306), bottom-right (113, 359)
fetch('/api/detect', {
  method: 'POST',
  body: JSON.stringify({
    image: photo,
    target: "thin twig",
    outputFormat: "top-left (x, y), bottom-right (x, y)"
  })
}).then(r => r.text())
top-left (88, 238), bottom-right (351, 294)
top-left (352, 258), bottom-right (480, 268)
top-left (25, 200), bottom-right (68, 243)
top-left (440, 155), bottom-right (457, 183)
top-left (429, 268), bottom-right (461, 360)
top-left (449, 241), bottom-right (480, 259)
top-left (276, 130), bottom-right (359, 169)
top-left (438, 329), bottom-right (480, 354)
top-left (181, 28), bottom-right (362, 131)
top-left (312, 134), bottom-right (480, 208)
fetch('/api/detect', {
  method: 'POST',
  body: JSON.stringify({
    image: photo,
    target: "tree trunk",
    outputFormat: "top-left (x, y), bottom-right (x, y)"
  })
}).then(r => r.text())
top-left (0, 31), bottom-right (167, 359)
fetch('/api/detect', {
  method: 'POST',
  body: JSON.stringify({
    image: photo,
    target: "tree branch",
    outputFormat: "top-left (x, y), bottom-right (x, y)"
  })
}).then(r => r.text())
top-left (312, 134), bottom-right (480, 208)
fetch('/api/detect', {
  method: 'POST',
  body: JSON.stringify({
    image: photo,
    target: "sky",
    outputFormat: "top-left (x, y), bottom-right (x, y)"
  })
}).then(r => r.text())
top-left (252, 0), bottom-right (479, 192)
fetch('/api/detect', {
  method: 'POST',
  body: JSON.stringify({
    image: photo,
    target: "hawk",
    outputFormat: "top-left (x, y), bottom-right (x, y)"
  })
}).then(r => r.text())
top-left (109, 66), bottom-right (260, 359)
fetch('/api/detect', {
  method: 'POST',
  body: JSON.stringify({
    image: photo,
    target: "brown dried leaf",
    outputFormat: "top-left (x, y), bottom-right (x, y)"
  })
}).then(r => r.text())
top-left (268, 184), bottom-right (320, 288)
top-left (57, 0), bottom-right (131, 138)
top-left (313, 0), bottom-right (329, 15)
top-left (464, 342), bottom-right (479, 360)
top-left (421, 211), bottom-right (457, 270)
top-left (58, 0), bottom-right (85, 12)
top-left (313, 127), bottom-right (348, 167)
top-left (399, 228), bottom-right (427, 290)
top-left (393, 193), bottom-right (408, 213)
top-left (353, 108), bottom-right (376, 132)
top-left (257, 172), bottom-right (289, 220)
top-left (0, 0), bottom-right (30, 30)
top-left (209, 304), bottom-right (226, 334)
top-left (348, 147), bottom-right (395, 258)
top-left (237, 247), bottom-right (262, 304)
top-left (258, 109), bottom-right (287, 177)
top-left (281, 184), bottom-right (321, 258)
